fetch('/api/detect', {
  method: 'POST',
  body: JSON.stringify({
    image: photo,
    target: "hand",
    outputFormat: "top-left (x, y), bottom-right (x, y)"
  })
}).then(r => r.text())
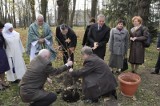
top-left (47, 78), bottom-right (52, 84)
top-left (38, 38), bottom-right (45, 43)
top-left (66, 61), bottom-right (73, 67)
top-left (65, 38), bottom-right (71, 43)
top-left (93, 42), bottom-right (98, 50)
top-left (58, 45), bottom-right (63, 51)
top-left (69, 47), bottom-right (75, 53)
top-left (69, 68), bottom-right (73, 72)
top-left (130, 37), bottom-right (137, 41)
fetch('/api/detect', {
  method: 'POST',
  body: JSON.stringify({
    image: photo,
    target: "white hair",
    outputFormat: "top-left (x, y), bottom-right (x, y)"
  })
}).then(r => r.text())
top-left (97, 14), bottom-right (105, 20)
top-left (38, 49), bottom-right (50, 58)
top-left (36, 14), bottom-right (44, 20)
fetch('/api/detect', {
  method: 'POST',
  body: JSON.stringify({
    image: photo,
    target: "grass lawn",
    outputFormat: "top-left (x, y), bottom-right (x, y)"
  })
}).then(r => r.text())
top-left (0, 27), bottom-right (160, 106)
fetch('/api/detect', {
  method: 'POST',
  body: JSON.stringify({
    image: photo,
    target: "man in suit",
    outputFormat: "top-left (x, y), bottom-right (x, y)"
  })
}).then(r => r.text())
top-left (19, 49), bottom-right (73, 106)
top-left (151, 34), bottom-right (160, 74)
top-left (88, 14), bottom-right (110, 59)
top-left (69, 46), bottom-right (118, 103)
top-left (56, 24), bottom-right (77, 64)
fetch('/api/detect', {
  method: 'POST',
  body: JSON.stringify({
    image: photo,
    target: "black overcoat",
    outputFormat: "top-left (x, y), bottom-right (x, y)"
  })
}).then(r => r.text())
top-left (88, 23), bottom-right (110, 59)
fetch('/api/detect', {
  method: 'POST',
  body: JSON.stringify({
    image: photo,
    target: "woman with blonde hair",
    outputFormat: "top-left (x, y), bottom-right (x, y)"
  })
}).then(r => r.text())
top-left (129, 16), bottom-right (149, 73)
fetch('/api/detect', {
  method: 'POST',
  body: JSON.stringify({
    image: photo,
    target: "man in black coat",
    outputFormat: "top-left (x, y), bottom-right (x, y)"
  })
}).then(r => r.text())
top-left (88, 14), bottom-right (110, 59)
top-left (69, 46), bottom-right (118, 103)
top-left (56, 24), bottom-right (77, 64)
top-left (151, 34), bottom-right (160, 74)
top-left (82, 18), bottom-right (95, 46)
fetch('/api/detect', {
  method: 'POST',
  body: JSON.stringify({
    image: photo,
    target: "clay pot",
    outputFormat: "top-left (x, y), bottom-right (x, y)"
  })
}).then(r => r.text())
top-left (118, 72), bottom-right (141, 97)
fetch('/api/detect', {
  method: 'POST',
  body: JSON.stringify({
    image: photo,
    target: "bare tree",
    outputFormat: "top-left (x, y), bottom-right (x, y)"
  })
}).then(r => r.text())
top-left (29, 0), bottom-right (36, 22)
top-left (12, 0), bottom-right (16, 27)
top-left (69, 0), bottom-right (76, 27)
top-left (91, 0), bottom-right (98, 18)
top-left (57, 0), bottom-right (70, 25)
top-left (41, 0), bottom-right (48, 22)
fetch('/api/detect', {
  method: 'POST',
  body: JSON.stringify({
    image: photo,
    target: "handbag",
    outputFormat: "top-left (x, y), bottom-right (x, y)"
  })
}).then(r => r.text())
top-left (121, 58), bottom-right (128, 72)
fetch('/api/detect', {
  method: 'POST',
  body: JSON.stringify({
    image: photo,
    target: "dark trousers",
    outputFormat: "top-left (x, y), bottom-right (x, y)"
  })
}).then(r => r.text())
top-left (155, 52), bottom-right (160, 73)
top-left (30, 93), bottom-right (57, 106)
top-left (63, 52), bottom-right (74, 64)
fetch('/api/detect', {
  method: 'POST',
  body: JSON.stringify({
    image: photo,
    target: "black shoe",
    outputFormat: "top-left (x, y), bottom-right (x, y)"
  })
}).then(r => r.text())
top-left (151, 72), bottom-right (159, 74)
top-left (112, 90), bottom-right (117, 100)
top-left (11, 80), bottom-right (21, 84)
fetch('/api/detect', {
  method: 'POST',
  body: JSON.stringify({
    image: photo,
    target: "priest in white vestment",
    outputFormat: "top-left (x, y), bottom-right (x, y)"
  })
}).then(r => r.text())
top-left (2, 23), bottom-right (26, 82)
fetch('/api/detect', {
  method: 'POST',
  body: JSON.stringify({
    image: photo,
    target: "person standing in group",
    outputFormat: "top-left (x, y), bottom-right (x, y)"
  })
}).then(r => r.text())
top-left (2, 23), bottom-right (26, 83)
top-left (0, 22), bottom-right (10, 89)
top-left (109, 19), bottom-right (129, 74)
top-left (129, 16), bottom-right (149, 73)
top-left (26, 14), bottom-right (56, 61)
top-left (82, 18), bottom-right (96, 46)
top-left (88, 14), bottom-right (110, 59)
top-left (56, 24), bottom-right (77, 65)
top-left (151, 33), bottom-right (160, 74)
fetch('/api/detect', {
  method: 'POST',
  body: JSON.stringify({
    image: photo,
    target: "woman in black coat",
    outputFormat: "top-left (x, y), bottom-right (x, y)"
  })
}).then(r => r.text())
top-left (82, 18), bottom-right (95, 46)
top-left (0, 22), bottom-right (10, 89)
top-left (88, 14), bottom-right (110, 59)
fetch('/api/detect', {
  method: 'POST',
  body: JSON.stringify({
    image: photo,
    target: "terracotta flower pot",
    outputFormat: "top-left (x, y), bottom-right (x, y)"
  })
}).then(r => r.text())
top-left (118, 72), bottom-right (141, 97)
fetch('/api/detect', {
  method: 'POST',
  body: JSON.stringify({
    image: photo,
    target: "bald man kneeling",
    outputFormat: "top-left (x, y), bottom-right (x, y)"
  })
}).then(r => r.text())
top-left (19, 49), bottom-right (73, 106)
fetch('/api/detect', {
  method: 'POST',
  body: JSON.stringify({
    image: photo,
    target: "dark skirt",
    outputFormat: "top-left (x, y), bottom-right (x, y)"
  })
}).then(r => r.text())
top-left (0, 48), bottom-right (10, 74)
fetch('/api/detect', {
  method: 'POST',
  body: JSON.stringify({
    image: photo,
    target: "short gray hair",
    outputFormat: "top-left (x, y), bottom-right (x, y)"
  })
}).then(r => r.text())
top-left (36, 14), bottom-right (44, 20)
top-left (97, 14), bottom-right (105, 20)
top-left (81, 46), bottom-right (93, 55)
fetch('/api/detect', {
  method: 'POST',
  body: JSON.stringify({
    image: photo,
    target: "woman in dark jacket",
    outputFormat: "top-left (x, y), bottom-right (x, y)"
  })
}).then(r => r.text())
top-left (82, 18), bottom-right (95, 46)
top-left (0, 22), bottom-right (10, 90)
top-left (129, 16), bottom-right (149, 73)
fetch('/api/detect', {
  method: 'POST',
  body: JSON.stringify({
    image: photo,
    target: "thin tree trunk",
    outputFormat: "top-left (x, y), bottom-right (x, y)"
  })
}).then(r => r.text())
top-left (69, 0), bottom-right (76, 27)
top-left (91, 0), bottom-right (98, 18)
top-left (57, 0), bottom-right (70, 25)
top-left (41, 0), bottom-right (48, 22)
top-left (84, 0), bottom-right (87, 28)
top-left (12, 0), bottom-right (16, 28)
top-left (29, 0), bottom-right (36, 22)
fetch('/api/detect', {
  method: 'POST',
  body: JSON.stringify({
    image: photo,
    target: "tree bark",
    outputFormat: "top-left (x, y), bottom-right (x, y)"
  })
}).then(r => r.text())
top-left (41, 0), bottom-right (48, 22)
top-left (57, 0), bottom-right (70, 25)
top-left (136, 0), bottom-right (151, 25)
top-left (29, 0), bottom-right (36, 22)
top-left (69, 0), bottom-right (76, 27)
top-left (91, 0), bottom-right (98, 18)
top-left (12, 0), bottom-right (16, 28)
